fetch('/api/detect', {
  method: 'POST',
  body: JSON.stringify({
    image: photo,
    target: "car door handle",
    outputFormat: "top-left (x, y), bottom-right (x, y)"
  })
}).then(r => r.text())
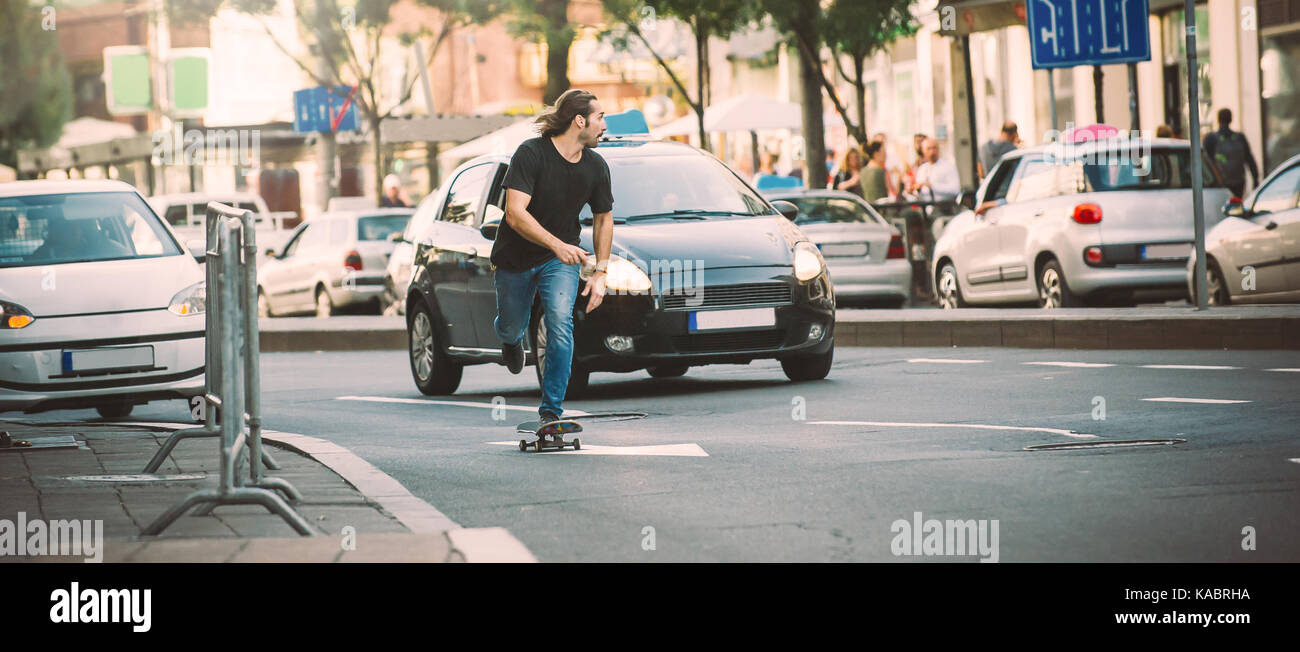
top-left (1266, 221), bottom-right (1278, 230)
top-left (1031, 210), bottom-right (1045, 217)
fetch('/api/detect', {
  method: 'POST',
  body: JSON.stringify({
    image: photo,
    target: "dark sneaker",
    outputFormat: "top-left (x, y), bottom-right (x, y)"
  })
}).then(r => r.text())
top-left (539, 412), bottom-right (560, 425)
top-left (502, 341), bottom-right (524, 374)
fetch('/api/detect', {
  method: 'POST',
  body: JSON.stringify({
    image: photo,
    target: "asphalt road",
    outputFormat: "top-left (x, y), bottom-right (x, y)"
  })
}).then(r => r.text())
top-left (24, 346), bottom-right (1300, 562)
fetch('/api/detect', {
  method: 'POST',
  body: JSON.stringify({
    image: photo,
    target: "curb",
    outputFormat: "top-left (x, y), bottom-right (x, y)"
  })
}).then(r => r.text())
top-left (114, 421), bottom-right (538, 563)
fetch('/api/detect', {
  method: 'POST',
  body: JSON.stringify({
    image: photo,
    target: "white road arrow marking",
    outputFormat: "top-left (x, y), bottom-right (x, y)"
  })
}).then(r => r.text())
top-left (488, 442), bottom-right (708, 457)
top-left (906, 358), bottom-right (987, 364)
top-left (1024, 361), bottom-right (1116, 368)
top-left (809, 420), bottom-right (1099, 439)
top-left (1140, 364), bottom-right (1241, 370)
top-left (1142, 397), bottom-right (1252, 404)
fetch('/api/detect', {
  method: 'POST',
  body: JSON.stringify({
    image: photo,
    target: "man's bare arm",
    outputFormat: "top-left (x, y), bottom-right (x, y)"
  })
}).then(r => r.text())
top-left (591, 211), bottom-right (613, 266)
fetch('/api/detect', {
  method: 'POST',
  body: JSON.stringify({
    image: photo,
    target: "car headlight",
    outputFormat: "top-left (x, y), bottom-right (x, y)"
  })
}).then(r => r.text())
top-left (168, 282), bottom-right (206, 316)
top-left (0, 300), bottom-right (35, 329)
top-left (583, 255), bottom-right (652, 293)
top-left (793, 242), bottom-right (825, 282)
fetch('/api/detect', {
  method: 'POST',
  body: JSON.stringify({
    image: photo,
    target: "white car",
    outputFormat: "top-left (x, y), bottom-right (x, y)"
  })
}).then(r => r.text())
top-left (763, 189), bottom-right (911, 307)
top-left (383, 184), bottom-right (448, 315)
top-left (1188, 154), bottom-right (1300, 304)
top-left (148, 191), bottom-right (295, 261)
top-left (932, 138), bottom-right (1231, 308)
top-left (0, 180), bottom-right (206, 417)
top-left (257, 208), bottom-right (413, 317)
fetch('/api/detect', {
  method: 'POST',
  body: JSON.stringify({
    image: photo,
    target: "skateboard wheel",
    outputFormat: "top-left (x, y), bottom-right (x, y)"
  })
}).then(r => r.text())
top-left (573, 438), bottom-right (580, 450)
top-left (519, 439), bottom-right (527, 451)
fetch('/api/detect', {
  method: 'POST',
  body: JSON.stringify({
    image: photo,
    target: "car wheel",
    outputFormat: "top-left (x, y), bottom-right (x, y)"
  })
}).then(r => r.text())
top-left (257, 289), bottom-right (272, 318)
top-left (647, 365), bottom-right (689, 378)
top-left (315, 286), bottom-right (333, 318)
top-left (530, 307), bottom-right (590, 399)
top-left (1206, 259), bottom-right (1231, 306)
top-left (408, 302), bottom-right (462, 395)
top-left (936, 263), bottom-right (966, 309)
top-left (95, 402), bottom-right (133, 419)
top-left (781, 345), bottom-right (834, 382)
top-left (1037, 259), bottom-right (1079, 308)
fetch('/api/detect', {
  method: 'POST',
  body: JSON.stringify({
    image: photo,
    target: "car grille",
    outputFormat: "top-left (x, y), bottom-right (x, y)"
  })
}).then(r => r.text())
top-left (670, 330), bottom-right (786, 353)
top-left (661, 283), bottom-right (791, 311)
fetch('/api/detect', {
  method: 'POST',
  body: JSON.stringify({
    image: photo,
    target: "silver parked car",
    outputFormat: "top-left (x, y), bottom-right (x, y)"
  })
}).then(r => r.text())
top-left (933, 138), bottom-right (1230, 308)
top-left (148, 191), bottom-right (295, 262)
top-left (383, 183), bottom-right (450, 315)
top-left (0, 180), bottom-right (206, 418)
top-left (763, 189), bottom-right (910, 307)
top-left (1188, 153), bottom-right (1300, 304)
top-left (257, 208), bottom-right (413, 317)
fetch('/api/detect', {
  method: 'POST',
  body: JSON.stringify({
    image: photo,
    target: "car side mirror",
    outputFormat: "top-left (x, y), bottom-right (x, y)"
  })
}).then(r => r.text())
top-left (771, 200), bottom-right (799, 221)
top-left (264, 248), bottom-right (278, 259)
top-left (1223, 198), bottom-right (1247, 218)
top-left (958, 190), bottom-right (976, 211)
top-left (480, 217), bottom-right (502, 241)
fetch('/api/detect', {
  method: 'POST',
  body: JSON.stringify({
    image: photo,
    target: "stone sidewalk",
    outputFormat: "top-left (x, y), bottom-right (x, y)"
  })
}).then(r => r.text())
top-left (0, 420), bottom-right (534, 563)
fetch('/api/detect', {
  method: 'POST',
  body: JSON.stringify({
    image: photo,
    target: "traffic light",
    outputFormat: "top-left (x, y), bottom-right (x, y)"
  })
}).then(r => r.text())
top-left (103, 45), bottom-right (151, 116)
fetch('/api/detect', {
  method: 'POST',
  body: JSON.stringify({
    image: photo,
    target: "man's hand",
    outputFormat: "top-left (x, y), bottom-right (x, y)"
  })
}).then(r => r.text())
top-left (581, 272), bottom-right (607, 313)
top-left (554, 242), bottom-right (591, 266)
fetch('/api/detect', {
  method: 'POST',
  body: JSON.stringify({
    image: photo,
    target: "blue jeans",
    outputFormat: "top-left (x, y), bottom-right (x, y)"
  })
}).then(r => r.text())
top-left (494, 257), bottom-right (580, 418)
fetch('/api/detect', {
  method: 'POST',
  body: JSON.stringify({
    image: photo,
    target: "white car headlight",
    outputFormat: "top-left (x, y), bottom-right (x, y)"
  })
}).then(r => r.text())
top-left (793, 242), bottom-right (824, 282)
top-left (168, 282), bottom-right (206, 316)
top-left (583, 255), bottom-right (652, 293)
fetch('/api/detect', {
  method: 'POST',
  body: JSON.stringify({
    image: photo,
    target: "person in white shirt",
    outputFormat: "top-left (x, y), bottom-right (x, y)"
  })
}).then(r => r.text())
top-left (908, 137), bottom-right (961, 200)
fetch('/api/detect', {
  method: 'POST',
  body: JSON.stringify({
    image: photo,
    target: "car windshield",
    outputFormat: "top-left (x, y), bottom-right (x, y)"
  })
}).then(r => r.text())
top-left (785, 196), bottom-right (889, 226)
top-left (1050, 147), bottom-right (1223, 192)
top-left (357, 214), bottom-right (411, 241)
top-left (580, 154), bottom-right (776, 220)
top-left (0, 191), bottom-right (181, 268)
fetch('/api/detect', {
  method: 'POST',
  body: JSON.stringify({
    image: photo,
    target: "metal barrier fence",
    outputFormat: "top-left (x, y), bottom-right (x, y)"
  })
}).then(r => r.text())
top-left (874, 195), bottom-right (962, 304)
top-left (143, 203), bottom-right (313, 536)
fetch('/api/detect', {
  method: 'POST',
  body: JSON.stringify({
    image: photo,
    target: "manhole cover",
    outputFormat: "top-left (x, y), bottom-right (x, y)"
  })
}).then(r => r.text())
top-left (1024, 439), bottom-right (1186, 451)
top-left (60, 473), bottom-right (207, 483)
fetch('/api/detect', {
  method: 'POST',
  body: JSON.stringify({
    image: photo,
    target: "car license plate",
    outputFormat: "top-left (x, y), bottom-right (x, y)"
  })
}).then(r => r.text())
top-left (819, 243), bottom-right (868, 257)
top-left (1141, 243), bottom-right (1192, 260)
top-left (689, 308), bottom-right (775, 332)
top-left (62, 346), bottom-right (154, 373)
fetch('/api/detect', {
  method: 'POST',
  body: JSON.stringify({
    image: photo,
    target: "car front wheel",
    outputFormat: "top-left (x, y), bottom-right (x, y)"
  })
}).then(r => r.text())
top-left (1206, 259), bottom-right (1231, 306)
top-left (937, 263), bottom-right (966, 309)
top-left (781, 345), bottom-right (834, 381)
top-left (1037, 259), bottom-right (1079, 308)
top-left (408, 302), bottom-right (462, 395)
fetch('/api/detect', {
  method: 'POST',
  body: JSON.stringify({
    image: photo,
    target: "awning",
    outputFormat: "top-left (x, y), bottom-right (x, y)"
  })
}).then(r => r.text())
top-left (437, 119), bottom-right (539, 170)
top-left (652, 94), bottom-right (843, 137)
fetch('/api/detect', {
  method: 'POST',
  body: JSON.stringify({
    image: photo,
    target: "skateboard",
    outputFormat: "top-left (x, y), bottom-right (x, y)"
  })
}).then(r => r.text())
top-left (516, 419), bottom-right (582, 452)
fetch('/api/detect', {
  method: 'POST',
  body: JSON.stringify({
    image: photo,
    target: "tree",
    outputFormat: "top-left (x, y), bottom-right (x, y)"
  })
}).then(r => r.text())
top-left (507, 0), bottom-right (574, 105)
top-left (0, 0), bottom-right (72, 171)
top-left (757, 0), bottom-right (826, 188)
top-left (602, 0), bottom-right (757, 153)
top-left (823, 0), bottom-right (916, 148)
top-left (170, 0), bottom-right (503, 201)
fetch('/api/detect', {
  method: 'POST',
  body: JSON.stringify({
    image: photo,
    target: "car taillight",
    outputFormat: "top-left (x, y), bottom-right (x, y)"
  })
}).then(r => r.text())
top-left (1227, 196), bottom-right (1242, 205)
top-left (887, 235), bottom-right (905, 259)
top-left (1072, 203), bottom-right (1102, 224)
top-left (344, 250), bottom-right (363, 271)
top-left (1085, 247), bottom-right (1103, 264)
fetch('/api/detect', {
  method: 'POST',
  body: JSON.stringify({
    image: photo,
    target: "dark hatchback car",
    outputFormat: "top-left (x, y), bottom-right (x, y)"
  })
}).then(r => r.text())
top-left (403, 125), bottom-right (836, 397)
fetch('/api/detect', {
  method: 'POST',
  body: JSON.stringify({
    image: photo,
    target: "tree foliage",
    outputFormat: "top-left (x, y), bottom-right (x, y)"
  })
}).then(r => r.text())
top-left (0, 0), bottom-right (73, 169)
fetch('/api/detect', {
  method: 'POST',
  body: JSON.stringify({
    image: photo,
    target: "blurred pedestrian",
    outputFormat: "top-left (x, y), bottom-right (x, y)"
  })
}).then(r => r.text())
top-left (1155, 124), bottom-right (1174, 138)
top-left (1203, 108), bottom-right (1260, 198)
top-left (909, 138), bottom-right (960, 200)
top-left (787, 155), bottom-right (805, 182)
top-left (978, 122), bottom-right (1019, 179)
top-left (873, 132), bottom-right (903, 198)
top-left (751, 149), bottom-right (781, 186)
top-left (380, 174), bottom-right (408, 207)
top-left (861, 141), bottom-right (889, 203)
top-left (832, 148), bottom-right (864, 197)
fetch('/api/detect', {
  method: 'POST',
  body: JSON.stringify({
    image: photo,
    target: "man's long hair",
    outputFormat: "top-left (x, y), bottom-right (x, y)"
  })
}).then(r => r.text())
top-left (535, 89), bottom-right (598, 138)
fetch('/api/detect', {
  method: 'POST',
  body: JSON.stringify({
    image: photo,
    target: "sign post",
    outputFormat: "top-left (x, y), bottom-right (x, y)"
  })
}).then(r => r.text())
top-left (1185, 1), bottom-right (1208, 310)
top-left (1026, 0), bottom-right (1152, 69)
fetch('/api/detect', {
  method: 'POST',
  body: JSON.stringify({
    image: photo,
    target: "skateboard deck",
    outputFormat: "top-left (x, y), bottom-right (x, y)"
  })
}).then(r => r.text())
top-left (517, 419), bottom-right (583, 452)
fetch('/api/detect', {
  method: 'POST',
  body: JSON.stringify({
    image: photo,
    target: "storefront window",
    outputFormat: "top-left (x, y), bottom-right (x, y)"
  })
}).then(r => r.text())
top-left (1261, 29), bottom-right (1300, 173)
top-left (1160, 5), bottom-right (1211, 139)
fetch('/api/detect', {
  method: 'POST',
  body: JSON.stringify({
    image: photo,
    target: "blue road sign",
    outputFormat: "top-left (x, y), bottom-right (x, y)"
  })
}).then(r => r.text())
top-left (1026, 0), bottom-right (1151, 69)
top-left (293, 85), bottom-right (359, 133)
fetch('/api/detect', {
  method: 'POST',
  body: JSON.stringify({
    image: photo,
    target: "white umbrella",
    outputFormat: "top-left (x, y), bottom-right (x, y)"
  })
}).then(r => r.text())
top-left (653, 94), bottom-right (843, 138)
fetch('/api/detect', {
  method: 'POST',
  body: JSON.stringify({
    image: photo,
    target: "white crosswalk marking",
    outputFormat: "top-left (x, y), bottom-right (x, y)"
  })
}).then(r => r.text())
top-left (1023, 361), bottom-right (1116, 368)
top-left (1142, 397), bottom-right (1252, 404)
top-left (905, 358), bottom-right (987, 364)
top-left (1140, 364), bottom-right (1241, 370)
top-left (1266, 368), bottom-right (1300, 373)
top-left (809, 420), bottom-right (1099, 439)
top-left (337, 395), bottom-right (590, 416)
top-left (488, 442), bottom-right (708, 457)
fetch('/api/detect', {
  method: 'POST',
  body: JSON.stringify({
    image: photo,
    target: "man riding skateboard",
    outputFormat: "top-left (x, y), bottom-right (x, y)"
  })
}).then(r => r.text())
top-left (493, 89), bottom-right (614, 433)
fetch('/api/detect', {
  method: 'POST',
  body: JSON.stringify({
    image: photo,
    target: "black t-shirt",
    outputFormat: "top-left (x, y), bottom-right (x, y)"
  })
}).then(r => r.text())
top-left (491, 136), bottom-right (614, 272)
